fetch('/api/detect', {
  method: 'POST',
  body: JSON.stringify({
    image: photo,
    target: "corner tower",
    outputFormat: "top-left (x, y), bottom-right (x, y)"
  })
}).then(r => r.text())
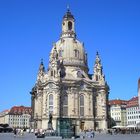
top-left (92, 52), bottom-right (105, 85)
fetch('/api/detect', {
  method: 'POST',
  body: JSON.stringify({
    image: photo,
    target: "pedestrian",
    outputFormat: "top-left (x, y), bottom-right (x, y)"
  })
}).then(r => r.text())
top-left (13, 128), bottom-right (17, 137)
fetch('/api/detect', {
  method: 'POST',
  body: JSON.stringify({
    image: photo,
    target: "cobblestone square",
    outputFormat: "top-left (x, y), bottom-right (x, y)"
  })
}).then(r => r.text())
top-left (0, 133), bottom-right (140, 140)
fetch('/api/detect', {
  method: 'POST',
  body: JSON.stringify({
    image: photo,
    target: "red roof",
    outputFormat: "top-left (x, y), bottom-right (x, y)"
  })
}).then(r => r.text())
top-left (109, 99), bottom-right (128, 106)
top-left (126, 96), bottom-right (138, 108)
top-left (9, 106), bottom-right (32, 115)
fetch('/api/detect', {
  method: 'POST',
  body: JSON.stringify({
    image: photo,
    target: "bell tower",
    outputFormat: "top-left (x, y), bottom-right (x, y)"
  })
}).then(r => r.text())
top-left (61, 7), bottom-right (76, 38)
top-left (92, 52), bottom-right (105, 85)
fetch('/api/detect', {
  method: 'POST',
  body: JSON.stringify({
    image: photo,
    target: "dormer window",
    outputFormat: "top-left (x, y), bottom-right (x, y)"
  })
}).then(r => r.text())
top-left (68, 21), bottom-right (72, 30)
top-left (74, 49), bottom-right (79, 58)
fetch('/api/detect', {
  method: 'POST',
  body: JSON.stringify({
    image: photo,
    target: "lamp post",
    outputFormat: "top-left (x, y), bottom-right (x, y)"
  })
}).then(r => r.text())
top-left (72, 119), bottom-right (76, 137)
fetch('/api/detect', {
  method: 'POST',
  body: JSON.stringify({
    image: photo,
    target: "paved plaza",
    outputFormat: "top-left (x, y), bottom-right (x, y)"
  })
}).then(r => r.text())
top-left (0, 133), bottom-right (140, 140)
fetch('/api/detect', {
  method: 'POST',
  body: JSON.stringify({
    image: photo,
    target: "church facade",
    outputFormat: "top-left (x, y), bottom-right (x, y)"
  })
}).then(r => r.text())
top-left (30, 9), bottom-right (109, 136)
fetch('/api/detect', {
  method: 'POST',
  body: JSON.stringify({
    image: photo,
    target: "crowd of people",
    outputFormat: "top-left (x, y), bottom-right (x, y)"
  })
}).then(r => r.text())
top-left (107, 128), bottom-right (140, 135)
top-left (13, 128), bottom-right (24, 137)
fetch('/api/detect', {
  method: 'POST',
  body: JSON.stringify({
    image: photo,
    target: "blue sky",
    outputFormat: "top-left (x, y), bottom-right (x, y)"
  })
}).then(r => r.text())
top-left (0, 0), bottom-right (140, 112)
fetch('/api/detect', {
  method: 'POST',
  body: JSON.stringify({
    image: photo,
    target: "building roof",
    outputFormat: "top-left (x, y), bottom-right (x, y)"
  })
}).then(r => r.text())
top-left (109, 99), bottom-right (128, 106)
top-left (1, 109), bottom-right (10, 113)
top-left (8, 106), bottom-right (32, 115)
top-left (63, 9), bottom-right (74, 19)
top-left (0, 109), bottom-right (10, 116)
top-left (126, 96), bottom-right (138, 108)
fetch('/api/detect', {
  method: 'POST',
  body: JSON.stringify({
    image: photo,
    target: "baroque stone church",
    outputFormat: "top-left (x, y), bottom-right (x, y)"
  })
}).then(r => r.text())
top-left (30, 9), bottom-right (109, 136)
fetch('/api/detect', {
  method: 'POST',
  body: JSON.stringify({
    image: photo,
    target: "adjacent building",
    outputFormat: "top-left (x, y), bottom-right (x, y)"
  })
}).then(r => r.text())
top-left (138, 78), bottom-right (140, 109)
top-left (8, 106), bottom-right (32, 128)
top-left (109, 99), bottom-right (128, 126)
top-left (126, 96), bottom-right (140, 126)
top-left (0, 110), bottom-right (10, 124)
top-left (30, 9), bottom-right (109, 136)
top-left (0, 106), bottom-right (31, 129)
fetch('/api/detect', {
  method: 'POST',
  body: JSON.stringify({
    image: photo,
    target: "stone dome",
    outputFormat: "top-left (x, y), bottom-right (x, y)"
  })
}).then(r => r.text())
top-left (50, 10), bottom-right (88, 72)
top-left (51, 37), bottom-right (88, 71)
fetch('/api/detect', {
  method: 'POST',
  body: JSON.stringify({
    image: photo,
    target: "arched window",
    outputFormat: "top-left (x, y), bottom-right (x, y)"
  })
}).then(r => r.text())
top-left (49, 94), bottom-right (53, 114)
top-left (51, 71), bottom-right (53, 76)
top-left (54, 70), bottom-right (55, 77)
top-left (80, 95), bottom-right (84, 116)
top-left (74, 49), bottom-right (79, 58)
top-left (63, 94), bottom-right (68, 116)
top-left (96, 75), bottom-right (98, 81)
top-left (68, 21), bottom-right (72, 30)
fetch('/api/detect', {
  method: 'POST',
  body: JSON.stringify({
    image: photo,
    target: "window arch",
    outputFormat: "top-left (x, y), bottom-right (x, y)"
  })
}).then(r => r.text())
top-left (68, 21), bottom-right (72, 30)
top-left (80, 95), bottom-right (84, 116)
top-left (48, 94), bottom-right (53, 114)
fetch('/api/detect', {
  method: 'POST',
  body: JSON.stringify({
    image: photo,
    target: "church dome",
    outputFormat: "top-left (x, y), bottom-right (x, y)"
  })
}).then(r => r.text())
top-left (50, 9), bottom-right (88, 72)
top-left (51, 10), bottom-right (88, 73)
top-left (54, 38), bottom-right (87, 68)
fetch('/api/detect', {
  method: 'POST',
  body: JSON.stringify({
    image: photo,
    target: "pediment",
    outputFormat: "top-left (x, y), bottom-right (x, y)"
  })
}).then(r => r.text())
top-left (77, 80), bottom-right (93, 90)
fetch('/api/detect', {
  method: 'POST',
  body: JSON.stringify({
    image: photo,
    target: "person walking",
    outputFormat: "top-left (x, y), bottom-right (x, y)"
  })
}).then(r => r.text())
top-left (13, 128), bottom-right (17, 137)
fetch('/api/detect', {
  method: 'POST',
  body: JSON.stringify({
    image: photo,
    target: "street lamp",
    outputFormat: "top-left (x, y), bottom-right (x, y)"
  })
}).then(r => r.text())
top-left (72, 119), bottom-right (76, 137)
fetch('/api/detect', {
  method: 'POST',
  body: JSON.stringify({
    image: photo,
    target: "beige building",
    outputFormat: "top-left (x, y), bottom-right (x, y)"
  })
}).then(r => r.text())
top-left (126, 96), bottom-right (140, 126)
top-left (0, 106), bottom-right (31, 129)
top-left (8, 106), bottom-right (31, 128)
top-left (0, 110), bottom-right (10, 124)
top-left (31, 9), bottom-right (109, 137)
top-left (109, 99), bottom-right (128, 127)
top-left (126, 80), bottom-right (140, 127)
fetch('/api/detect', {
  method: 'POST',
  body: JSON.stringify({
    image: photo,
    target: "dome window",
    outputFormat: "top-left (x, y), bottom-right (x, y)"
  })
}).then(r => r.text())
top-left (77, 71), bottom-right (84, 78)
top-left (68, 21), bottom-right (72, 30)
top-left (74, 49), bottom-right (79, 58)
